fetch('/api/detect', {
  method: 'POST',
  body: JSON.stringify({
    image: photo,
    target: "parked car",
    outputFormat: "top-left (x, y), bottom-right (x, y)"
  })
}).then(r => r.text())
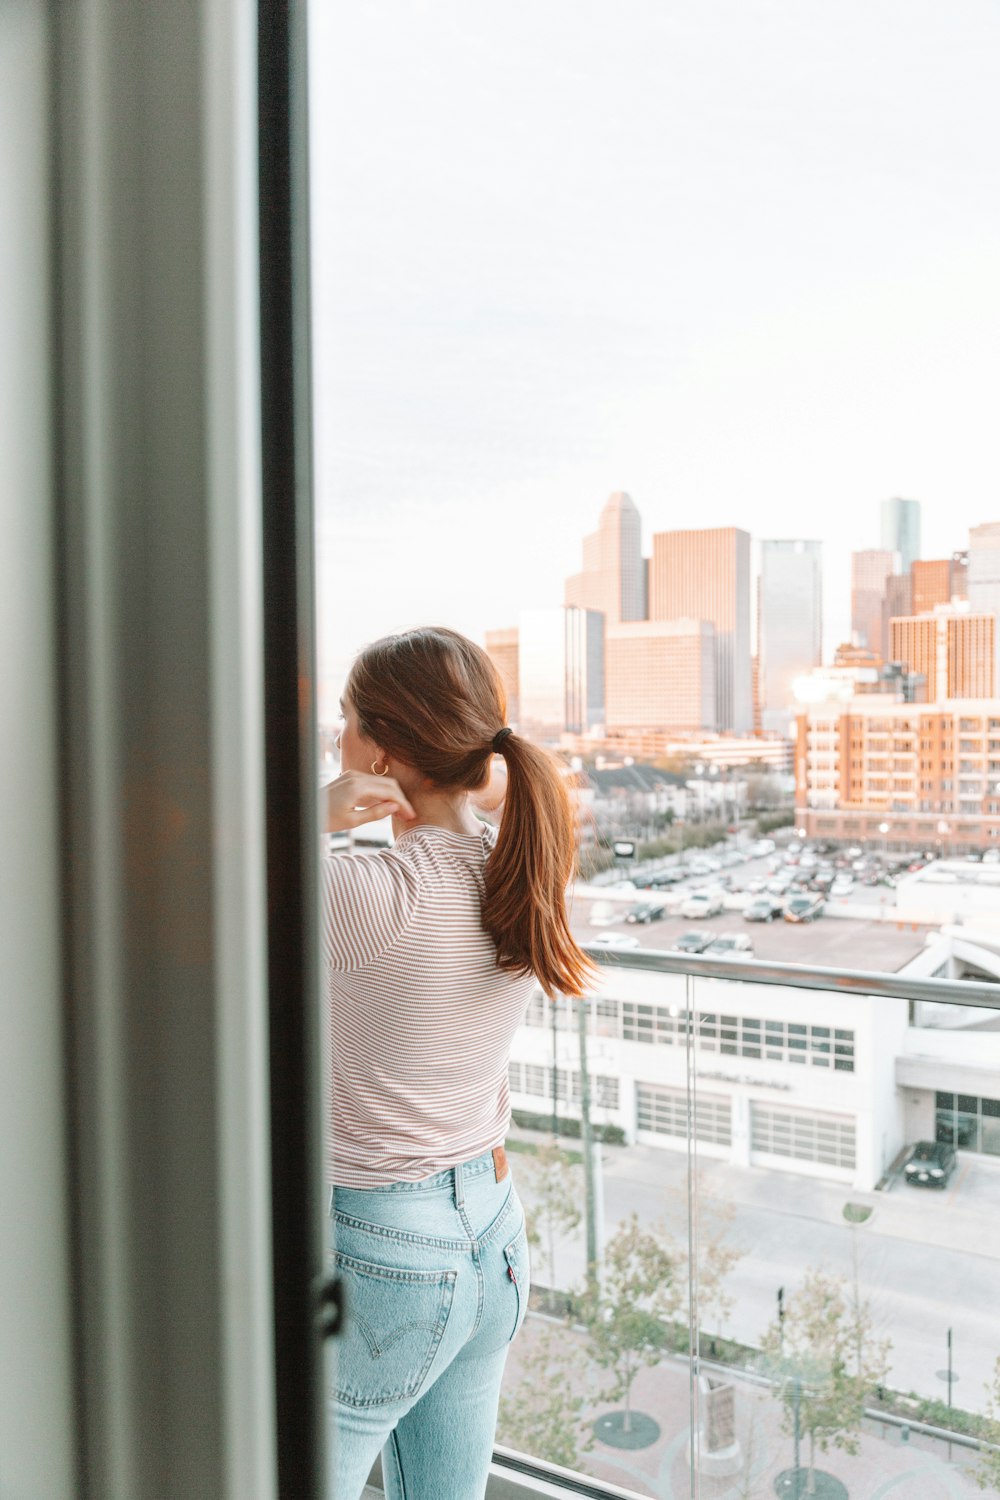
top-left (590, 931), bottom-right (641, 950)
top-left (705, 933), bottom-right (754, 957)
top-left (766, 875), bottom-right (792, 895)
top-left (811, 870), bottom-right (836, 891)
top-left (784, 895), bottom-right (825, 923)
top-left (659, 888), bottom-right (690, 913)
top-left (625, 901), bottom-right (666, 924)
top-left (723, 889), bottom-right (754, 911)
top-left (648, 869), bottom-right (686, 887)
top-left (744, 897), bottom-right (784, 923)
top-left (670, 929), bottom-right (715, 954)
top-left (903, 1140), bottom-right (956, 1188)
top-left (680, 890), bottom-right (724, 919)
top-left (751, 838), bottom-right (776, 857)
top-left (830, 876), bottom-right (854, 897)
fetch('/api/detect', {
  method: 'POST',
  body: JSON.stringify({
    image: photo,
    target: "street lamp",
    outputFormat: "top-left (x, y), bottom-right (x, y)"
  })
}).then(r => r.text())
top-left (878, 820), bottom-right (889, 857)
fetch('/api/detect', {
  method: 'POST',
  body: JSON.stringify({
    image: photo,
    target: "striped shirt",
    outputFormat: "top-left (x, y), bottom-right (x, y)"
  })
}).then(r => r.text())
top-left (320, 822), bottom-right (537, 1187)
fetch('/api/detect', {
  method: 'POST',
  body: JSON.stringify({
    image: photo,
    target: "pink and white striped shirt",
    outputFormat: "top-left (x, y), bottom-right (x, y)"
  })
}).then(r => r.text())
top-left (320, 822), bottom-right (537, 1187)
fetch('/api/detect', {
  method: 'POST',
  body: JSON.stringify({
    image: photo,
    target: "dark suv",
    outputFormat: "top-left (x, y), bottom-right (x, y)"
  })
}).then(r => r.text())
top-left (903, 1140), bottom-right (956, 1188)
top-left (625, 901), bottom-right (666, 924)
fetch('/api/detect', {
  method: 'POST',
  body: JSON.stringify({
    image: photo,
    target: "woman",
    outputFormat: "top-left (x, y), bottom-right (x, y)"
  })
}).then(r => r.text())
top-left (321, 626), bottom-right (593, 1500)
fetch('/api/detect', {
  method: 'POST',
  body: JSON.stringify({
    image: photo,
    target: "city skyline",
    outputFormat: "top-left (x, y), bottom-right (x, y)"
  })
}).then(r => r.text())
top-left (309, 1), bottom-right (1000, 717)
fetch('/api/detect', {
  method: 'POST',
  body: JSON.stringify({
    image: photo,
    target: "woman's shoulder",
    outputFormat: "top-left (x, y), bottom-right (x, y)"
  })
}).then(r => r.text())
top-left (320, 848), bottom-right (421, 970)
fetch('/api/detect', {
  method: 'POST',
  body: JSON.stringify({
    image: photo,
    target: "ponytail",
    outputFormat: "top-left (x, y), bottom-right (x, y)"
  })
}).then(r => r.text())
top-left (483, 734), bottom-right (597, 999)
top-left (347, 627), bottom-right (596, 999)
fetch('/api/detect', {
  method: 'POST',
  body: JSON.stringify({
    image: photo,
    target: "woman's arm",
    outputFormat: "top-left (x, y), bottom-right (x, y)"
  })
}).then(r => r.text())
top-left (322, 770), bottom-right (415, 833)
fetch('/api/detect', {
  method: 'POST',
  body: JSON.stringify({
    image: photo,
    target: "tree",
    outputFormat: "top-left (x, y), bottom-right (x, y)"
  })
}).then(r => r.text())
top-left (521, 1140), bottom-right (582, 1310)
top-left (663, 1176), bottom-right (745, 1351)
top-left (761, 1268), bottom-right (890, 1494)
top-left (582, 1214), bottom-right (675, 1435)
top-left (497, 1322), bottom-right (595, 1470)
top-left (975, 1355), bottom-right (1000, 1492)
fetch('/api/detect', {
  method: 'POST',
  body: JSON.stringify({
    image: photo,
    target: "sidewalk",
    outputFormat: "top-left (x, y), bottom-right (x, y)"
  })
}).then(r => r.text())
top-left (515, 1132), bottom-right (1000, 1263)
top-left (694, 1151), bottom-right (1000, 1262)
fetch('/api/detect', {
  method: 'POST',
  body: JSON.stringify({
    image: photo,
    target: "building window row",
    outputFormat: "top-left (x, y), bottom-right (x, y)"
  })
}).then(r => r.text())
top-left (935, 1090), bottom-right (1000, 1156)
top-left (523, 995), bottom-right (855, 1071)
top-left (508, 1059), bottom-right (620, 1111)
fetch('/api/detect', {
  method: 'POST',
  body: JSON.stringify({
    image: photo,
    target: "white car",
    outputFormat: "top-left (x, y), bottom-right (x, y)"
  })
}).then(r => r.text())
top-left (830, 877), bottom-right (854, 897)
top-left (659, 888), bottom-right (690, 913)
top-left (751, 839), bottom-right (776, 857)
top-left (590, 931), bottom-right (641, 950)
top-left (680, 891), bottom-right (724, 919)
top-left (723, 889), bottom-right (754, 911)
top-left (705, 933), bottom-right (754, 957)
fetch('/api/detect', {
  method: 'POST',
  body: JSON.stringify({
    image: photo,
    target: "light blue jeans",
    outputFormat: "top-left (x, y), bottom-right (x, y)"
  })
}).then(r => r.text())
top-left (328, 1149), bottom-right (530, 1500)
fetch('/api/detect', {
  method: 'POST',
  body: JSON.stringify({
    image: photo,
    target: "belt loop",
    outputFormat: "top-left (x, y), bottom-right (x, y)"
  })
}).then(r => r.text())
top-left (454, 1159), bottom-right (465, 1210)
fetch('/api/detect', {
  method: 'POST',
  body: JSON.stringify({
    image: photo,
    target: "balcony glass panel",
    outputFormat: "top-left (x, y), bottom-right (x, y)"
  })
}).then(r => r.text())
top-left (499, 949), bottom-right (1000, 1498)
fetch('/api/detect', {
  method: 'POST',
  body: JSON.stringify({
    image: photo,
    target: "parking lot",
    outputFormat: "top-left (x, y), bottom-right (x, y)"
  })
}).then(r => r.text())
top-left (572, 836), bottom-right (947, 970)
top-left (572, 907), bottom-right (930, 971)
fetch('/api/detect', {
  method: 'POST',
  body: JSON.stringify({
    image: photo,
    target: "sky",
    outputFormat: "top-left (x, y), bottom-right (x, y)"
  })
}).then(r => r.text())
top-left (308, 1), bottom-right (1000, 720)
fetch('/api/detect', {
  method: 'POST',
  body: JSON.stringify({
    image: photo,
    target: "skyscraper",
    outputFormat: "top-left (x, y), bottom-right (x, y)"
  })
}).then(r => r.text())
top-left (968, 523), bottom-right (1000, 673)
top-left (889, 603), bottom-right (996, 700)
top-left (757, 540), bottom-right (823, 736)
top-left (648, 526), bottom-right (752, 732)
top-left (850, 549), bottom-right (895, 653)
top-left (912, 559), bottom-right (959, 616)
top-left (605, 620), bottom-right (717, 733)
top-left (518, 607), bottom-right (604, 739)
top-left (881, 497), bottom-right (921, 572)
top-left (881, 572), bottom-right (913, 660)
top-left (484, 627), bottom-right (519, 724)
top-left (564, 491), bottom-right (646, 624)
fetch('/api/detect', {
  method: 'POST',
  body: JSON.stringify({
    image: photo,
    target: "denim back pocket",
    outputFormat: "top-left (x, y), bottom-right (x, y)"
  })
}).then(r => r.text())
top-left (334, 1251), bottom-right (457, 1409)
top-left (502, 1221), bottom-right (530, 1343)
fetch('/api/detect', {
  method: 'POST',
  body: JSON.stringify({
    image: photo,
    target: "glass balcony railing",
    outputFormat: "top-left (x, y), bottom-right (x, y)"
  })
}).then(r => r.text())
top-left (493, 949), bottom-right (1000, 1500)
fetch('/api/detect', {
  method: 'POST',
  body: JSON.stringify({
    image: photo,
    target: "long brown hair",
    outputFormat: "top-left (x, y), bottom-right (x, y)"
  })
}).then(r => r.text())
top-left (347, 627), bottom-right (595, 998)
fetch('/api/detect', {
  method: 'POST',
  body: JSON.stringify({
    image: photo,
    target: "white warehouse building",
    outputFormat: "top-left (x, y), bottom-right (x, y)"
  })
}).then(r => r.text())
top-left (508, 931), bottom-right (1000, 1192)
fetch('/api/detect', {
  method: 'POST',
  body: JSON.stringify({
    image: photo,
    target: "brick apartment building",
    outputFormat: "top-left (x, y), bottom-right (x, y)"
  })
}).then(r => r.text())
top-left (795, 698), bottom-right (1000, 850)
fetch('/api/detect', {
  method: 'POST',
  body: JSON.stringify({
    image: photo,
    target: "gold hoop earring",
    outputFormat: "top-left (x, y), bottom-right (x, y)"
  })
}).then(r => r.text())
top-left (372, 759), bottom-right (389, 777)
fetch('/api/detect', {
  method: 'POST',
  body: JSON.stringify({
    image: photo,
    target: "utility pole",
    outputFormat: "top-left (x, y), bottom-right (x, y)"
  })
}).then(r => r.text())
top-left (777, 1286), bottom-right (785, 1355)
top-left (577, 994), bottom-right (599, 1297)
top-left (550, 993), bottom-right (559, 1138)
top-left (792, 1376), bottom-right (802, 1498)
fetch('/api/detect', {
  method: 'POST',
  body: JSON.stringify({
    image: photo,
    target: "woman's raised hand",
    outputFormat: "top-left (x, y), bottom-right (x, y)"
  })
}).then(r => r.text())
top-left (323, 771), bottom-right (416, 832)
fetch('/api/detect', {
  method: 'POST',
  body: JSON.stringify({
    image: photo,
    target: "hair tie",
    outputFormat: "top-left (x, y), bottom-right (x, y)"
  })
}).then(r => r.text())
top-left (492, 727), bottom-right (514, 753)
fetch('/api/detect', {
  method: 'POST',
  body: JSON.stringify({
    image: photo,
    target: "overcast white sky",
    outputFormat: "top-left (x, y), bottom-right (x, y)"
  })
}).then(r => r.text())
top-left (309, 1), bottom-right (1000, 718)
